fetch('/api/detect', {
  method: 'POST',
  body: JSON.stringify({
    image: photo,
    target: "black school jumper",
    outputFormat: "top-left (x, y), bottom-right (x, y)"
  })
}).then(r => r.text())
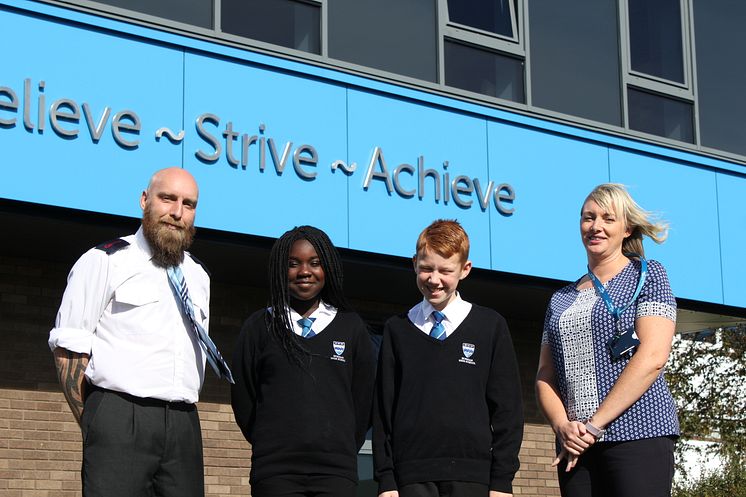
top-left (373, 305), bottom-right (524, 494)
top-left (231, 309), bottom-right (375, 485)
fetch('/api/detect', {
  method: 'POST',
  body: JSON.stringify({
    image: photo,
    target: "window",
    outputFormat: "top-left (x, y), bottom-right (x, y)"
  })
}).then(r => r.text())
top-left (623, 0), bottom-right (694, 143)
top-left (447, 0), bottom-right (516, 39)
top-left (221, 0), bottom-right (321, 54)
top-left (439, 0), bottom-right (525, 103)
top-left (627, 88), bottom-right (693, 143)
top-left (628, 0), bottom-right (685, 84)
top-left (444, 41), bottom-right (524, 103)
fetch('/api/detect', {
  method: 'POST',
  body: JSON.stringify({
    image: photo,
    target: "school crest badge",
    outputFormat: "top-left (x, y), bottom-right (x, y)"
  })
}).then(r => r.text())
top-left (462, 343), bottom-right (475, 358)
top-left (331, 341), bottom-right (346, 362)
top-left (459, 342), bottom-right (476, 365)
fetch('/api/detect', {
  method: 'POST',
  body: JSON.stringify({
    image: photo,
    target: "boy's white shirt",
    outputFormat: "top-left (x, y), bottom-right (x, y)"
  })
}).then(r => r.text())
top-left (287, 300), bottom-right (338, 336)
top-left (408, 293), bottom-right (472, 338)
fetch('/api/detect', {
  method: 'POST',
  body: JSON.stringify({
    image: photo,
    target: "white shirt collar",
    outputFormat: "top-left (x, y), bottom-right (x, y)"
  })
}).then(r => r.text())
top-left (408, 293), bottom-right (472, 338)
top-left (421, 293), bottom-right (469, 322)
top-left (287, 300), bottom-right (338, 336)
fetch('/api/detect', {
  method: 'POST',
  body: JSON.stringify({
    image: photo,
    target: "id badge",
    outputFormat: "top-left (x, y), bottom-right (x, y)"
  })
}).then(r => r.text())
top-left (607, 324), bottom-right (640, 359)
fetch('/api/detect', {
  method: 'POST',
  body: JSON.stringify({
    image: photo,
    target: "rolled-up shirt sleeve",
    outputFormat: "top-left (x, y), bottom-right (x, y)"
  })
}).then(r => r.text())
top-left (48, 249), bottom-right (111, 354)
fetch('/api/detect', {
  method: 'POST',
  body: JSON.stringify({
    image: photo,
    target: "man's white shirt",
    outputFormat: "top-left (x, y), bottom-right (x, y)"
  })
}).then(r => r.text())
top-left (48, 227), bottom-right (210, 403)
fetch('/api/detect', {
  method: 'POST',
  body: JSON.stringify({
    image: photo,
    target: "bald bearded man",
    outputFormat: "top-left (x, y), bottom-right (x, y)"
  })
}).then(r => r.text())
top-left (49, 167), bottom-right (232, 497)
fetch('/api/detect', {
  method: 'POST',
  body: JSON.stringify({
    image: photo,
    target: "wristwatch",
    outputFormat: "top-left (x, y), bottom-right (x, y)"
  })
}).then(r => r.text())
top-left (584, 420), bottom-right (606, 439)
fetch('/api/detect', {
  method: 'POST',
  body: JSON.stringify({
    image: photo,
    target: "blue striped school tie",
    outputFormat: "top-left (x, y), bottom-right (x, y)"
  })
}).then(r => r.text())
top-left (298, 317), bottom-right (316, 338)
top-left (166, 265), bottom-right (234, 383)
top-left (429, 311), bottom-right (446, 340)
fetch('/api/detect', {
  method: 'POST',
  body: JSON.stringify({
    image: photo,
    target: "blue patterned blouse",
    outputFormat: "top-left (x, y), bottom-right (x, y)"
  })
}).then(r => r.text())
top-left (542, 259), bottom-right (679, 441)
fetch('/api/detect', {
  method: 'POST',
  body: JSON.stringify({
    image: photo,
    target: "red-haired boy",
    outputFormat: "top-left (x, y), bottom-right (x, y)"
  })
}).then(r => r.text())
top-left (373, 219), bottom-right (523, 497)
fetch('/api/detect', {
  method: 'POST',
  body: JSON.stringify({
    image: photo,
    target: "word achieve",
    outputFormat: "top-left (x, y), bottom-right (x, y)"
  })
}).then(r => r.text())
top-left (363, 147), bottom-right (515, 215)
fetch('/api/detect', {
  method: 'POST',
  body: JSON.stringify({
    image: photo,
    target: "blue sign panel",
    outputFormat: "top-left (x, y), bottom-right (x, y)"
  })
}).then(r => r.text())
top-left (0, 9), bottom-right (183, 218)
top-left (717, 172), bottom-right (746, 308)
top-left (487, 123), bottom-right (609, 281)
top-left (609, 149), bottom-right (722, 303)
top-left (181, 52), bottom-right (349, 245)
top-left (347, 89), bottom-right (492, 266)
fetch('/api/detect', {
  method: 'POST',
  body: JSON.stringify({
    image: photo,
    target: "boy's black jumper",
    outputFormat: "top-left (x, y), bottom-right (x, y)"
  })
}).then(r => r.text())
top-left (373, 305), bottom-right (523, 494)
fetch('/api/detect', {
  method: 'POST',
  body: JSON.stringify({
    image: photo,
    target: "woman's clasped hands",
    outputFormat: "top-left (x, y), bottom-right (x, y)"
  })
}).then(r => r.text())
top-left (552, 420), bottom-right (598, 471)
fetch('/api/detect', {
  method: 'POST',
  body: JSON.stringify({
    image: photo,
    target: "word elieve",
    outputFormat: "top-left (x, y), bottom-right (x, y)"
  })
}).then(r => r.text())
top-left (0, 78), bottom-right (516, 215)
top-left (0, 79), bottom-right (140, 148)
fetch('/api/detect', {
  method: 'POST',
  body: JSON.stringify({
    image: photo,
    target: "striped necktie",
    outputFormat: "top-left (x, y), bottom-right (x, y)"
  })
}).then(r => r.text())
top-left (298, 317), bottom-right (316, 338)
top-left (166, 265), bottom-right (234, 383)
top-left (429, 310), bottom-right (447, 340)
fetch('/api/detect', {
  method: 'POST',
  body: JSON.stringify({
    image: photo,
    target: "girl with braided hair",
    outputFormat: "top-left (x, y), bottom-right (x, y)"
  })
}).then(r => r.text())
top-left (231, 225), bottom-right (375, 497)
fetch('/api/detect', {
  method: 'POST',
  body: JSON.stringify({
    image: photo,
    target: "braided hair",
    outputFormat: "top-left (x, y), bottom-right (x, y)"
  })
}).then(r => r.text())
top-left (266, 225), bottom-right (350, 366)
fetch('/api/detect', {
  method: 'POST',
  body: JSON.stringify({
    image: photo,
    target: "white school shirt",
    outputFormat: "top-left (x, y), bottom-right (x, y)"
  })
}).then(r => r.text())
top-left (48, 227), bottom-right (210, 403)
top-left (408, 294), bottom-right (473, 338)
top-left (288, 300), bottom-right (338, 336)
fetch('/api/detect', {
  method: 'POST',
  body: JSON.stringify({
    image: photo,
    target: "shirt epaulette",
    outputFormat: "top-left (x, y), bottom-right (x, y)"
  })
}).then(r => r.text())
top-left (95, 238), bottom-right (130, 255)
top-left (187, 252), bottom-right (211, 277)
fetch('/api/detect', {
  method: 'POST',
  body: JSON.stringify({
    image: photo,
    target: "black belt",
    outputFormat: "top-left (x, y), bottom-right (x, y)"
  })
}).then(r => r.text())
top-left (87, 383), bottom-right (195, 412)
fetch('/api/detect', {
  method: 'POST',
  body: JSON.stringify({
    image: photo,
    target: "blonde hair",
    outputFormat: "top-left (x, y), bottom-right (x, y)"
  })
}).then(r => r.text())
top-left (584, 183), bottom-right (668, 257)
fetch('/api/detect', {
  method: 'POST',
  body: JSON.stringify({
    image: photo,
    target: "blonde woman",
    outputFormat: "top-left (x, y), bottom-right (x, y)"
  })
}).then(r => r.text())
top-left (536, 184), bottom-right (678, 497)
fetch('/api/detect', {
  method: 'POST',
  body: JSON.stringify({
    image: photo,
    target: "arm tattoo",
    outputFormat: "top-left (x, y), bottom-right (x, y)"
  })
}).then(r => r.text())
top-left (53, 348), bottom-right (89, 426)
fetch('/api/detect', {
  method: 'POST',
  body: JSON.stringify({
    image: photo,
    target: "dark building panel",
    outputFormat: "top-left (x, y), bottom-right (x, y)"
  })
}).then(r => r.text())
top-left (694, 0), bottom-right (746, 157)
top-left (328, 0), bottom-right (437, 82)
top-left (529, 0), bottom-right (622, 126)
top-left (91, 0), bottom-right (213, 28)
top-left (222, 0), bottom-right (321, 54)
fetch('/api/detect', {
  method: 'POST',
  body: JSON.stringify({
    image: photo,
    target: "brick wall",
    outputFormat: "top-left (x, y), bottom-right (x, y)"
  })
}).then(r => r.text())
top-left (514, 424), bottom-right (561, 496)
top-left (0, 254), bottom-right (560, 497)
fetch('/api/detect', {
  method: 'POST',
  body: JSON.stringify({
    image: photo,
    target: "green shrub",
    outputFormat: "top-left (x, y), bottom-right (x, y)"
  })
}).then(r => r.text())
top-left (673, 458), bottom-right (746, 497)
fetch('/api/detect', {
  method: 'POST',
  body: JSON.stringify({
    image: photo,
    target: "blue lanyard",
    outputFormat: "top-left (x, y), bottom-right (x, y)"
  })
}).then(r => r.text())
top-left (587, 256), bottom-right (648, 321)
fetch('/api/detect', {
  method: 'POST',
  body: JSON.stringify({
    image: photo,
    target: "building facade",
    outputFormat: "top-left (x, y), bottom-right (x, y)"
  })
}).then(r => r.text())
top-left (1, 0), bottom-right (745, 495)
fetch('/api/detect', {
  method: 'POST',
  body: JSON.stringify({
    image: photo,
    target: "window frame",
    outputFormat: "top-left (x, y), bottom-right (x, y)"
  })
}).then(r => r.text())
top-left (437, 0), bottom-right (528, 104)
top-left (623, 0), bottom-right (693, 91)
top-left (442, 0), bottom-right (519, 45)
top-left (619, 0), bottom-right (700, 143)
